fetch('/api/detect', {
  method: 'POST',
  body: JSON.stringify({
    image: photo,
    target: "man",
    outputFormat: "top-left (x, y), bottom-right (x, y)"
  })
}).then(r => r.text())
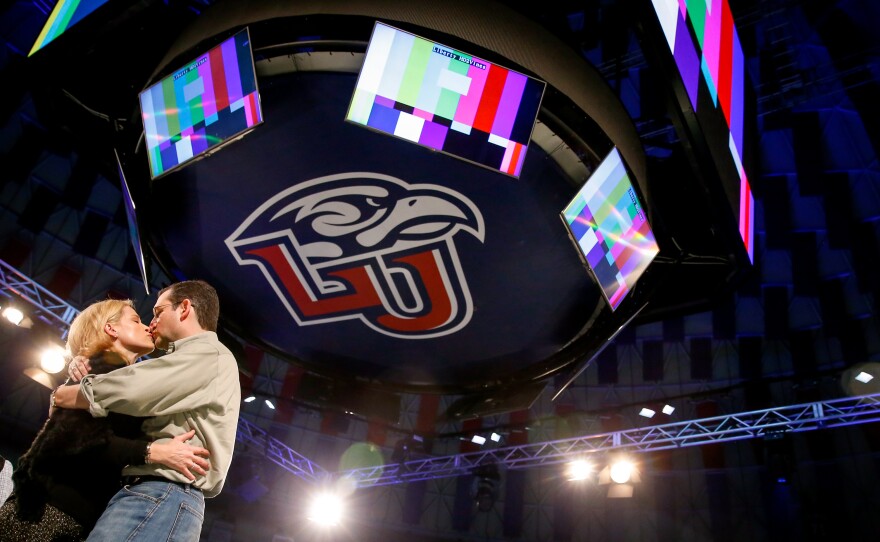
top-left (53, 280), bottom-right (241, 541)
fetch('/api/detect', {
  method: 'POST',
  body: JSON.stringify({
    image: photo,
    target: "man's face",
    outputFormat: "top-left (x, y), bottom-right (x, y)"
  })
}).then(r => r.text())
top-left (150, 290), bottom-right (179, 351)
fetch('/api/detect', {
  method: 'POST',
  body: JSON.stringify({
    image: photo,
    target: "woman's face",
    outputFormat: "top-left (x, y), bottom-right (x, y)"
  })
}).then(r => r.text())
top-left (112, 306), bottom-right (155, 359)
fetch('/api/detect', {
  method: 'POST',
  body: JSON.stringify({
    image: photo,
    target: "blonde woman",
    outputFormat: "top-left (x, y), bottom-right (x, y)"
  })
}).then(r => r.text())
top-left (0, 299), bottom-right (210, 541)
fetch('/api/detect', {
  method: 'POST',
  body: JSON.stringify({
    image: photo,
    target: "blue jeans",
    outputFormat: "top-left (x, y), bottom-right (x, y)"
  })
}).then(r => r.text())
top-left (87, 480), bottom-right (204, 542)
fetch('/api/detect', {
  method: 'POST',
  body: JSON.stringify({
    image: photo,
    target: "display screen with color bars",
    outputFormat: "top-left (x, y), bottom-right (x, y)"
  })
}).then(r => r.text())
top-left (29, 0), bottom-right (110, 56)
top-left (347, 22), bottom-right (546, 178)
top-left (560, 148), bottom-right (660, 311)
top-left (139, 27), bottom-right (263, 180)
top-left (650, 0), bottom-right (754, 262)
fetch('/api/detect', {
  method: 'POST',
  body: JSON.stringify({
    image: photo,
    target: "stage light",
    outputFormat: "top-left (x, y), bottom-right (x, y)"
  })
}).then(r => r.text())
top-left (23, 367), bottom-right (54, 389)
top-left (264, 399), bottom-right (276, 410)
top-left (662, 404), bottom-right (675, 415)
top-left (40, 345), bottom-right (66, 374)
top-left (566, 459), bottom-right (593, 481)
top-left (471, 435), bottom-right (487, 445)
top-left (609, 460), bottom-right (634, 483)
top-left (475, 479), bottom-right (496, 512)
top-left (607, 483), bottom-right (635, 498)
top-left (3, 307), bottom-right (24, 326)
top-left (639, 407), bottom-right (655, 418)
top-left (307, 491), bottom-right (344, 526)
top-left (841, 363), bottom-right (880, 396)
top-left (855, 371), bottom-right (874, 383)
top-left (243, 396), bottom-right (256, 403)
top-left (764, 430), bottom-right (793, 484)
top-left (490, 432), bottom-right (502, 442)
top-left (598, 456), bottom-right (641, 498)
top-left (392, 435), bottom-right (424, 463)
top-left (472, 464), bottom-right (500, 512)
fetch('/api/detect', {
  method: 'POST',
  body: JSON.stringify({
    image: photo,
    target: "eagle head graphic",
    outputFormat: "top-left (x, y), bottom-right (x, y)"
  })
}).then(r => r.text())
top-left (225, 172), bottom-right (485, 338)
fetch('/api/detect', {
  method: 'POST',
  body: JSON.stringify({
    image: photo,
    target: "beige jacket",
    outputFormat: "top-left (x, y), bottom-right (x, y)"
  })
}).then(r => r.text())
top-left (80, 331), bottom-right (240, 498)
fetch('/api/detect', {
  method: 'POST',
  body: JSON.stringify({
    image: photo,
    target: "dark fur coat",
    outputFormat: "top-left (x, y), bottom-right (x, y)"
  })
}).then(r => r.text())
top-left (12, 356), bottom-right (145, 525)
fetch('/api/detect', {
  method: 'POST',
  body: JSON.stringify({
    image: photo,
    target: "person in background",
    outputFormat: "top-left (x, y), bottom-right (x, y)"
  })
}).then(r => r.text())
top-left (0, 454), bottom-right (12, 507)
top-left (55, 280), bottom-right (241, 542)
top-left (0, 298), bottom-right (210, 542)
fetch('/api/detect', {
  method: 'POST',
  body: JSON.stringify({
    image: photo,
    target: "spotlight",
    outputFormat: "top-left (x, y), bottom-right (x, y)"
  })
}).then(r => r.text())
top-left (855, 372), bottom-right (874, 384)
top-left (638, 408), bottom-right (655, 418)
top-left (841, 362), bottom-right (880, 396)
top-left (23, 367), bottom-right (54, 389)
top-left (764, 430), bottom-right (793, 484)
top-left (566, 459), bottom-right (593, 481)
top-left (471, 435), bottom-right (487, 445)
top-left (40, 345), bottom-right (67, 374)
top-left (662, 404), bottom-right (675, 415)
top-left (392, 435), bottom-right (423, 463)
top-left (391, 435), bottom-right (424, 477)
top-left (471, 464), bottom-right (500, 512)
top-left (243, 396), bottom-right (256, 403)
top-left (264, 399), bottom-right (276, 410)
top-left (607, 484), bottom-right (635, 498)
top-left (609, 461), bottom-right (634, 484)
top-left (307, 491), bottom-right (344, 526)
top-left (475, 479), bottom-right (495, 512)
top-left (2, 307), bottom-right (24, 326)
top-left (598, 456), bottom-right (641, 498)
top-left (490, 432), bottom-right (502, 442)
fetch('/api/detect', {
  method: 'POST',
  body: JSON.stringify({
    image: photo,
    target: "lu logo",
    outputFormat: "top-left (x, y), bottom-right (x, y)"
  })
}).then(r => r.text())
top-left (225, 172), bottom-right (485, 339)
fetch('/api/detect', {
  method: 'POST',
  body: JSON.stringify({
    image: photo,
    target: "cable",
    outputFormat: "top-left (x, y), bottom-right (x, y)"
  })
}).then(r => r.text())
top-left (61, 89), bottom-right (111, 122)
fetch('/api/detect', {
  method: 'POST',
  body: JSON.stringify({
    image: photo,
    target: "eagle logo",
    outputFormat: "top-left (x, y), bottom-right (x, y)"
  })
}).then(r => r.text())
top-left (225, 172), bottom-right (485, 339)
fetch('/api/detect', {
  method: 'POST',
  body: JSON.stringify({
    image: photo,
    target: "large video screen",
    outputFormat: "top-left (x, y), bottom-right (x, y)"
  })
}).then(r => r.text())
top-left (346, 22), bottom-right (546, 178)
top-left (29, 0), bottom-right (110, 56)
top-left (561, 148), bottom-right (660, 311)
top-left (139, 27), bottom-right (263, 180)
top-left (650, 0), bottom-right (754, 262)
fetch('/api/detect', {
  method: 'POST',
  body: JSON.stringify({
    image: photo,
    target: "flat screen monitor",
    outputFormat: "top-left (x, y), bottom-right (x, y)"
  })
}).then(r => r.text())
top-left (28, 0), bottom-right (111, 57)
top-left (346, 22), bottom-right (546, 178)
top-left (114, 149), bottom-right (150, 295)
top-left (649, 0), bottom-right (754, 262)
top-left (139, 27), bottom-right (263, 180)
top-left (560, 147), bottom-right (660, 311)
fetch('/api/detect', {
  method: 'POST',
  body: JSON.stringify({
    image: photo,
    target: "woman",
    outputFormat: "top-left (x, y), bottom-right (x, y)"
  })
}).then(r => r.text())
top-left (0, 299), bottom-right (210, 541)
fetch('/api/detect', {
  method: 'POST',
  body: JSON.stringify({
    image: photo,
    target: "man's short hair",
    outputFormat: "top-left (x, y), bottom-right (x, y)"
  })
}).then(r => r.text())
top-left (159, 280), bottom-right (220, 331)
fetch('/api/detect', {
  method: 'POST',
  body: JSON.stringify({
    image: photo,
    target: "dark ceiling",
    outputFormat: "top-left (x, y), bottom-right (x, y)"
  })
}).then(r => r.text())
top-left (4, 0), bottom-right (758, 402)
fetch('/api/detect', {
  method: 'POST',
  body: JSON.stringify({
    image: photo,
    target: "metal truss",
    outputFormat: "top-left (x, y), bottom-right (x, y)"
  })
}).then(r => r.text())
top-left (6, 258), bottom-right (880, 487)
top-left (236, 416), bottom-right (329, 484)
top-left (0, 259), bottom-right (79, 336)
top-left (337, 392), bottom-right (880, 486)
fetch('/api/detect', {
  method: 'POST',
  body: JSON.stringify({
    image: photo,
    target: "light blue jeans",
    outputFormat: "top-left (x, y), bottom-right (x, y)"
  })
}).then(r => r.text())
top-left (86, 479), bottom-right (204, 542)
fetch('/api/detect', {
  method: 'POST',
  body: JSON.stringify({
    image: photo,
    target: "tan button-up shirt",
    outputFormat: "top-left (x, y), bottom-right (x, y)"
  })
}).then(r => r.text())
top-left (80, 331), bottom-right (240, 498)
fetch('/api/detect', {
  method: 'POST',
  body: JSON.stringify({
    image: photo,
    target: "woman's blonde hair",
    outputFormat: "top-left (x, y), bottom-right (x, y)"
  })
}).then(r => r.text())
top-left (66, 299), bottom-right (135, 359)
